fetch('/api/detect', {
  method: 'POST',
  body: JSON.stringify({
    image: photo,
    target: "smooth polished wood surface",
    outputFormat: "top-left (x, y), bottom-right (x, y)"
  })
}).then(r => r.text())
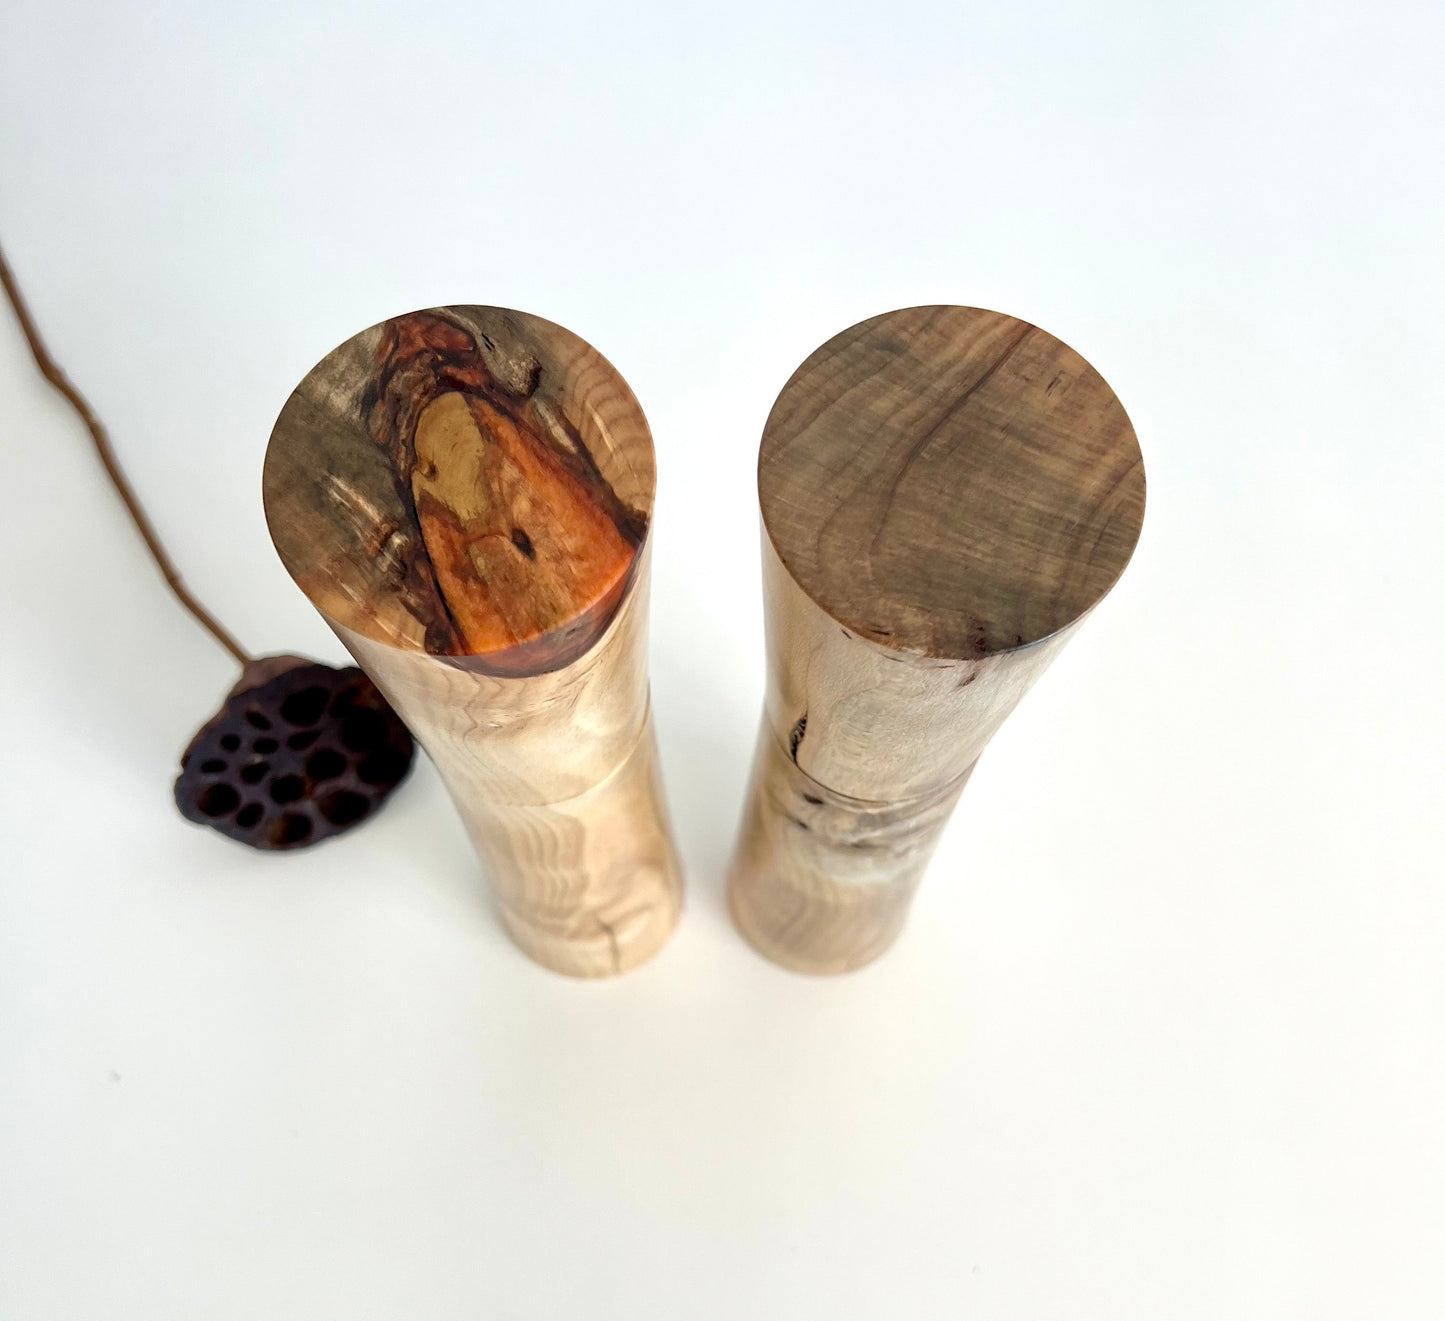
top-left (266, 306), bottom-right (654, 673)
top-left (731, 306), bottom-right (1145, 973)
top-left (265, 307), bottom-right (680, 976)
top-left (759, 305), bottom-right (1145, 659)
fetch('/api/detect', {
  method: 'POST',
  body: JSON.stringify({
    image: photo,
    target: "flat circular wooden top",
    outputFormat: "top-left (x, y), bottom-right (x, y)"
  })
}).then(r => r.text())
top-left (758, 306), bottom-right (1145, 659)
top-left (264, 307), bottom-right (654, 675)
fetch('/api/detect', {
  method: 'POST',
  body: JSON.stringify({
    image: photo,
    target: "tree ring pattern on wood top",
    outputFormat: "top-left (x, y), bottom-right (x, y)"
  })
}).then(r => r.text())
top-left (265, 307), bottom-right (655, 677)
top-left (758, 306), bottom-right (1146, 660)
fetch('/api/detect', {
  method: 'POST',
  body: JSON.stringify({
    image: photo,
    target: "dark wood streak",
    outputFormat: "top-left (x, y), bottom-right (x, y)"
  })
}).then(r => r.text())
top-left (759, 305), bottom-right (1146, 660)
top-left (362, 311), bottom-right (643, 666)
top-left (861, 321), bottom-right (1034, 561)
top-left (266, 306), bottom-right (654, 678)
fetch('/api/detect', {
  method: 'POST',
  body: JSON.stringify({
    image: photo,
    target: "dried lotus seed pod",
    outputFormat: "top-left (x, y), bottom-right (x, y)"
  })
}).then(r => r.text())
top-left (174, 655), bottom-right (415, 850)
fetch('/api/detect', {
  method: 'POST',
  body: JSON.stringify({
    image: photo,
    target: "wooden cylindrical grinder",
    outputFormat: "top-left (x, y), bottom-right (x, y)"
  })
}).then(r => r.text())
top-left (729, 306), bottom-right (1146, 974)
top-left (264, 306), bottom-right (682, 977)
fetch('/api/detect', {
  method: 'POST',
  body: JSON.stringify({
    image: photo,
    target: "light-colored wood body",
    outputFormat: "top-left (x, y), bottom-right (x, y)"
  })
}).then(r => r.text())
top-left (729, 306), bottom-right (1145, 974)
top-left (339, 545), bottom-right (679, 976)
top-left (730, 538), bottom-right (1079, 973)
top-left (264, 306), bottom-right (681, 977)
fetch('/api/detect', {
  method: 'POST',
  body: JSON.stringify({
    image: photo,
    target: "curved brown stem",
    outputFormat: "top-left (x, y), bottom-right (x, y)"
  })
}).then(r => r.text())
top-left (0, 242), bottom-right (250, 667)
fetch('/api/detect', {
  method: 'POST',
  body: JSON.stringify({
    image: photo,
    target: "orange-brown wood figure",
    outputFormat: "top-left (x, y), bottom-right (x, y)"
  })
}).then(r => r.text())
top-left (265, 307), bottom-right (681, 976)
top-left (728, 306), bottom-right (1146, 974)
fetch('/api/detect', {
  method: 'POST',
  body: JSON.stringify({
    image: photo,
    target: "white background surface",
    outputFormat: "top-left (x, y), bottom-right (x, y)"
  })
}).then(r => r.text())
top-left (1, 2), bottom-right (1442, 1317)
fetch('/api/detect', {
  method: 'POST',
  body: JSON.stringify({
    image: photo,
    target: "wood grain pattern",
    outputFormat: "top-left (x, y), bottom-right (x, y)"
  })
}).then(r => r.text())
top-left (265, 307), bottom-right (680, 976)
top-left (759, 305), bottom-right (1144, 659)
top-left (730, 306), bottom-right (1145, 974)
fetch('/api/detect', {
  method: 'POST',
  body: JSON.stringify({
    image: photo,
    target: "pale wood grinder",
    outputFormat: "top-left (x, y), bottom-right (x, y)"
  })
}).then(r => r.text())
top-left (729, 306), bottom-right (1146, 974)
top-left (264, 307), bottom-right (682, 976)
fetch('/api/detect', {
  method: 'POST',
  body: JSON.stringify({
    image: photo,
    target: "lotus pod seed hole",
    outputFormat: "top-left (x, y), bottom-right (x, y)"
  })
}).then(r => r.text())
top-left (280, 686), bottom-right (329, 726)
top-left (268, 813), bottom-right (313, 847)
top-left (319, 790), bottom-right (369, 826)
top-left (306, 749), bottom-right (346, 782)
top-left (358, 749), bottom-right (410, 785)
top-left (341, 708), bottom-right (387, 751)
top-left (269, 775), bottom-right (305, 804)
top-left (197, 783), bottom-right (240, 817)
